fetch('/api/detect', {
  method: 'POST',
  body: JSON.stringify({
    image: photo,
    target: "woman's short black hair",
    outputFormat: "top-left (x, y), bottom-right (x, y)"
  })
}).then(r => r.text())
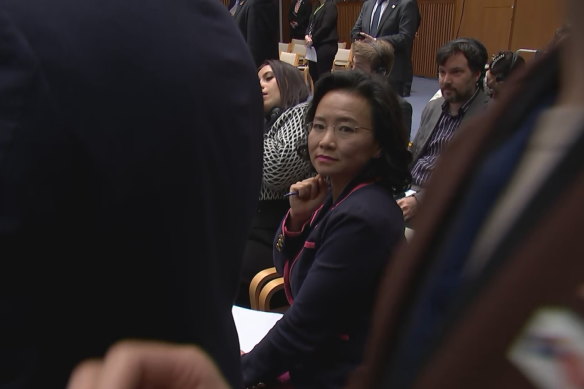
top-left (305, 71), bottom-right (411, 195)
top-left (259, 59), bottom-right (310, 110)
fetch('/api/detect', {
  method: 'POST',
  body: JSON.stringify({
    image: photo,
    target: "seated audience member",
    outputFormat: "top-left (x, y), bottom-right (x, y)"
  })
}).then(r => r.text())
top-left (397, 38), bottom-right (489, 222)
top-left (242, 71), bottom-right (411, 388)
top-left (0, 0), bottom-right (263, 388)
top-left (428, 37), bottom-right (489, 102)
top-left (484, 51), bottom-right (526, 99)
top-left (352, 39), bottom-right (413, 138)
top-left (238, 60), bottom-right (313, 307)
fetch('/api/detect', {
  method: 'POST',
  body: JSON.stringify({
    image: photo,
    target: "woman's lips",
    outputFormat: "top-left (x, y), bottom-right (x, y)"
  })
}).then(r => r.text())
top-left (315, 155), bottom-right (337, 162)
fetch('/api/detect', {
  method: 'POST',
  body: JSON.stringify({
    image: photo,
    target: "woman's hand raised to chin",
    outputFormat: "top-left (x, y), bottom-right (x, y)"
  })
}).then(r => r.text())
top-left (287, 175), bottom-right (328, 231)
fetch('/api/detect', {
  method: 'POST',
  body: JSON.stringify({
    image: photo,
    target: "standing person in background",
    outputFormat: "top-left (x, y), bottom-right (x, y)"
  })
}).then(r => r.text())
top-left (306, 0), bottom-right (338, 83)
top-left (351, 0), bottom-right (420, 97)
top-left (0, 0), bottom-right (263, 388)
top-left (289, 0), bottom-right (312, 40)
top-left (233, 0), bottom-right (279, 67)
top-left (237, 60), bottom-right (313, 307)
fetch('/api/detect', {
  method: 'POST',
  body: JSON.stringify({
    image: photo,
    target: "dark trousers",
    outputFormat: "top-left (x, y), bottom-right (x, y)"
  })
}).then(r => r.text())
top-left (236, 199), bottom-right (290, 307)
top-left (308, 43), bottom-right (338, 83)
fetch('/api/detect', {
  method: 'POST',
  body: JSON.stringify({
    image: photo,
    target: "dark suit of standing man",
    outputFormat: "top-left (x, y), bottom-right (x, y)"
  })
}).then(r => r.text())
top-left (233, 0), bottom-right (279, 67)
top-left (0, 0), bottom-right (263, 388)
top-left (289, 0), bottom-right (312, 40)
top-left (345, 1), bottom-right (584, 387)
top-left (351, 0), bottom-right (420, 96)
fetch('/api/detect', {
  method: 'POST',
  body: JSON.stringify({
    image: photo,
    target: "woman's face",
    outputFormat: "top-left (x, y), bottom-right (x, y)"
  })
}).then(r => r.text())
top-left (485, 68), bottom-right (505, 98)
top-left (308, 90), bottom-right (380, 194)
top-left (258, 65), bottom-right (282, 114)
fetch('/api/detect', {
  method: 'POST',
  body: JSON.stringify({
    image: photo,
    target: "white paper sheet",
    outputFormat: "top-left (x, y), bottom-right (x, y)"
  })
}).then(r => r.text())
top-left (305, 46), bottom-right (317, 62)
top-left (232, 305), bottom-right (283, 353)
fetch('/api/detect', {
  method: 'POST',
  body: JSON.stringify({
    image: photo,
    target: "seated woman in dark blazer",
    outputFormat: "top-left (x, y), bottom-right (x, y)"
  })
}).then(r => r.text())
top-left (242, 71), bottom-right (412, 388)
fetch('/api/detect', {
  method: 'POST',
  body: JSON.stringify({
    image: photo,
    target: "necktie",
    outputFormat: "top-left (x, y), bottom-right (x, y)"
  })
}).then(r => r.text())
top-left (370, 0), bottom-right (386, 37)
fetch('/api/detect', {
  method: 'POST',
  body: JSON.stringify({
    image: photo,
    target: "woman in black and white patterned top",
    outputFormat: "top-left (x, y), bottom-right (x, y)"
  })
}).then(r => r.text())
top-left (237, 60), bottom-right (313, 306)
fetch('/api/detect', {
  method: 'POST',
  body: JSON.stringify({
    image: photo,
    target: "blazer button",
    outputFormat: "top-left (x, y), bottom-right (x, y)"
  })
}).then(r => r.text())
top-left (276, 234), bottom-right (284, 251)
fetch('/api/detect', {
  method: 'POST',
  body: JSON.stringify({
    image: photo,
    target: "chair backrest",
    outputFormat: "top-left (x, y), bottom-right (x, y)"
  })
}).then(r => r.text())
top-left (338, 42), bottom-right (347, 49)
top-left (279, 42), bottom-right (291, 53)
top-left (290, 43), bottom-right (307, 57)
top-left (291, 38), bottom-right (305, 46)
top-left (290, 43), bottom-right (307, 66)
top-left (279, 51), bottom-right (300, 66)
top-left (333, 48), bottom-right (353, 69)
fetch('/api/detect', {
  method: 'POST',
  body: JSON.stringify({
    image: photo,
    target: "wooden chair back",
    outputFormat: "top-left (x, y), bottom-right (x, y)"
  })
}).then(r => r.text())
top-left (279, 51), bottom-right (300, 66)
top-left (279, 42), bottom-right (291, 53)
top-left (333, 48), bottom-right (353, 70)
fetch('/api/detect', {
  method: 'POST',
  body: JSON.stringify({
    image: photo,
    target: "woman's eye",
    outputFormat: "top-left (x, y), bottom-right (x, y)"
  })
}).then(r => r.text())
top-left (312, 123), bottom-right (326, 131)
top-left (338, 125), bottom-right (356, 133)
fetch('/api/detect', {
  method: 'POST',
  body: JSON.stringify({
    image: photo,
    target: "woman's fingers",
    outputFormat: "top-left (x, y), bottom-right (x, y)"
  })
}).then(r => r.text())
top-left (290, 176), bottom-right (325, 201)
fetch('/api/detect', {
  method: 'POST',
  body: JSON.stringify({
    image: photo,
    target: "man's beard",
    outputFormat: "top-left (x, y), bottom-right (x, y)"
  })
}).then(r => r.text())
top-left (441, 85), bottom-right (475, 103)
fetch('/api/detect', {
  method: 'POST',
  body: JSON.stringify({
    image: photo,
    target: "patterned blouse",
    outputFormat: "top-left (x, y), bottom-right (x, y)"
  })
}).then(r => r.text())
top-left (260, 102), bottom-right (314, 201)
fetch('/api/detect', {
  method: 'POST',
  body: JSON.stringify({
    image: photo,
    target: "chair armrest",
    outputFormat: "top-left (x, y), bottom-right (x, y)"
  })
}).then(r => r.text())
top-left (258, 277), bottom-right (286, 312)
top-left (249, 267), bottom-right (281, 310)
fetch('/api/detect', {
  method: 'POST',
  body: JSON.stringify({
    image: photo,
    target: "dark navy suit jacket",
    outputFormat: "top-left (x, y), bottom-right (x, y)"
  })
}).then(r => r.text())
top-left (0, 0), bottom-right (263, 387)
top-left (242, 182), bottom-right (405, 388)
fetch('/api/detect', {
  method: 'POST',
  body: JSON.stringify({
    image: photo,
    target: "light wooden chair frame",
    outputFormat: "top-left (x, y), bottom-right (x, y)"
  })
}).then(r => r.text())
top-left (279, 51), bottom-right (300, 67)
top-left (249, 267), bottom-right (287, 311)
